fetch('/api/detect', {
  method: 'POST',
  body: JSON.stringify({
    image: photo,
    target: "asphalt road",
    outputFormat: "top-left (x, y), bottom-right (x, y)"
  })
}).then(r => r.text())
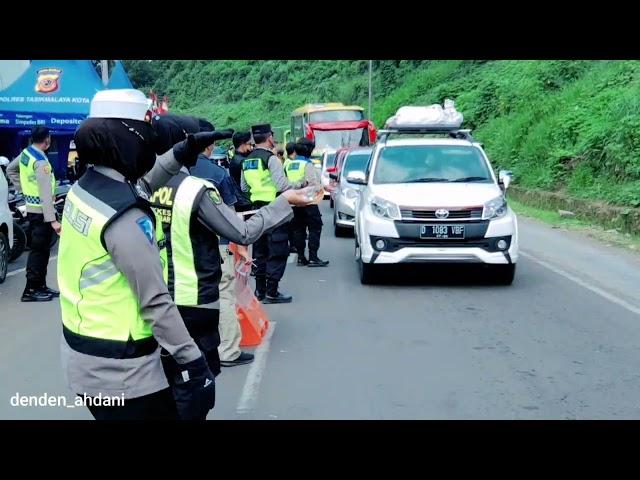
top-left (1, 202), bottom-right (640, 420)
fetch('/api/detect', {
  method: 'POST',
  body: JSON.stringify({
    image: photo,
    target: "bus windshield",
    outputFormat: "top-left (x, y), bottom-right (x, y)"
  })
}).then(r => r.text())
top-left (312, 128), bottom-right (369, 150)
top-left (309, 110), bottom-right (364, 123)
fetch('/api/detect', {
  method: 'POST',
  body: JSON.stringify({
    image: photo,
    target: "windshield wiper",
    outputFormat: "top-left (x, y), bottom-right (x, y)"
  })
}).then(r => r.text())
top-left (404, 177), bottom-right (450, 183)
top-left (451, 176), bottom-right (490, 182)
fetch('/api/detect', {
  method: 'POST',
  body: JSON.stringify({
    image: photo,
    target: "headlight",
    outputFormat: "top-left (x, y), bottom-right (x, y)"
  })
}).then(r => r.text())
top-left (369, 195), bottom-right (400, 220)
top-left (482, 195), bottom-right (508, 220)
top-left (344, 188), bottom-right (359, 200)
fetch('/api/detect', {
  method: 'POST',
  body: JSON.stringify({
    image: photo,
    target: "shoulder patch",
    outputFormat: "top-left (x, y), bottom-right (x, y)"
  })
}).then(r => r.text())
top-left (136, 216), bottom-right (154, 244)
top-left (207, 188), bottom-right (222, 205)
top-left (42, 164), bottom-right (51, 175)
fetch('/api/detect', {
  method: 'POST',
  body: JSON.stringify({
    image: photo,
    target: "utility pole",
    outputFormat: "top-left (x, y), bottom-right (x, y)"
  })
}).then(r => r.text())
top-left (101, 60), bottom-right (109, 86)
top-left (368, 60), bottom-right (373, 120)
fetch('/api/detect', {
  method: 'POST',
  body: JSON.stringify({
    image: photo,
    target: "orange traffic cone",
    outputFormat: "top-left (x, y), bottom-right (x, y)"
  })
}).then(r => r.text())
top-left (229, 243), bottom-right (270, 347)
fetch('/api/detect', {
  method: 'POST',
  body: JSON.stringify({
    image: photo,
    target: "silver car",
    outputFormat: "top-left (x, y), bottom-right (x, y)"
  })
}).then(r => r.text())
top-left (331, 147), bottom-right (372, 236)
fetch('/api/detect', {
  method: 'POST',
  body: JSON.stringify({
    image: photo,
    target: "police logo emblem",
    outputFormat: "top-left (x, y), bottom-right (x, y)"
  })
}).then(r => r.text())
top-left (35, 68), bottom-right (62, 94)
top-left (207, 188), bottom-right (222, 205)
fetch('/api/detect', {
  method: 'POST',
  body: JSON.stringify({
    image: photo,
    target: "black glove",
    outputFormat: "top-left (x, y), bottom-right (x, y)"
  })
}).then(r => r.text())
top-left (172, 129), bottom-right (235, 167)
top-left (172, 355), bottom-right (216, 420)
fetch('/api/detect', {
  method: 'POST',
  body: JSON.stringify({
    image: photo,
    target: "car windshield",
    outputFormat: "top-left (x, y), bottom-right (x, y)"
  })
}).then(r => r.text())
top-left (343, 152), bottom-right (371, 177)
top-left (323, 153), bottom-right (337, 168)
top-left (372, 145), bottom-right (493, 185)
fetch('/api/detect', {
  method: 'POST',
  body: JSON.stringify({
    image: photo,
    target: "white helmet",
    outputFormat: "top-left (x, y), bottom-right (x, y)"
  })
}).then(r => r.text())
top-left (0, 156), bottom-right (9, 167)
top-left (89, 89), bottom-right (150, 121)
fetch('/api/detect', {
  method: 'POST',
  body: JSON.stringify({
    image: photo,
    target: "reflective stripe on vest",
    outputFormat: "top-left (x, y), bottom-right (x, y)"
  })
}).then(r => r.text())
top-left (284, 159), bottom-right (307, 183)
top-left (18, 147), bottom-right (56, 208)
top-left (58, 182), bottom-right (155, 352)
top-left (242, 152), bottom-right (277, 203)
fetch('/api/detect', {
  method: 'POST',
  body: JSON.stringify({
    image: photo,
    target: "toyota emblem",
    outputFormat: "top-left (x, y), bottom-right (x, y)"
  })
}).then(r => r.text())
top-left (435, 208), bottom-right (450, 219)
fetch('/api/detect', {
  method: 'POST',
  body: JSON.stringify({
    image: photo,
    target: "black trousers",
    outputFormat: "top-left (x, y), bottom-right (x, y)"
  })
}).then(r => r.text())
top-left (253, 222), bottom-right (290, 284)
top-left (87, 388), bottom-right (178, 420)
top-left (26, 213), bottom-right (53, 289)
top-left (291, 205), bottom-right (323, 258)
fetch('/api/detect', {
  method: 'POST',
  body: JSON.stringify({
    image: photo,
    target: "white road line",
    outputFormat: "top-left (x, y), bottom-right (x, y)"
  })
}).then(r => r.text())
top-left (236, 321), bottom-right (277, 415)
top-left (520, 251), bottom-right (640, 317)
top-left (7, 255), bottom-right (58, 278)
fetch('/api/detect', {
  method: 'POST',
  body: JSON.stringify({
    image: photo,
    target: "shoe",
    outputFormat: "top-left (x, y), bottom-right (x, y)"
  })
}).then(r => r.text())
top-left (21, 289), bottom-right (54, 302)
top-left (254, 289), bottom-right (266, 301)
top-left (308, 257), bottom-right (329, 267)
top-left (289, 246), bottom-right (298, 254)
top-left (39, 286), bottom-right (60, 297)
top-left (220, 352), bottom-right (255, 367)
top-left (263, 291), bottom-right (293, 304)
top-left (297, 256), bottom-right (309, 266)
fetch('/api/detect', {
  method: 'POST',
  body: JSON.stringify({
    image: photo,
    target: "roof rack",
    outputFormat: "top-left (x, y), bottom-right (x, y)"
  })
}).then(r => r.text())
top-left (377, 127), bottom-right (475, 143)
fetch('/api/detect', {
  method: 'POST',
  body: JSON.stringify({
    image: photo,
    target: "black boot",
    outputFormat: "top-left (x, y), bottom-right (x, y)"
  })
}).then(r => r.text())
top-left (308, 253), bottom-right (329, 267)
top-left (264, 280), bottom-right (292, 304)
top-left (297, 255), bottom-right (309, 266)
top-left (22, 287), bottom-right (53, 302)
top-left (39, 285), bottom-right (60, 297)
top-left (254, 276), bottom-right (266, 301)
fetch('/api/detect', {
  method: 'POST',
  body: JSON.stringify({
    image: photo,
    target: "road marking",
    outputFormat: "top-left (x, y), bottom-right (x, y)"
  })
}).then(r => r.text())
top-left (7, 255), bottom-right (58, 278)
top-left (236, 321), bottom-right (277, 415)
top-left (521, 251), bottom-right (640, 317)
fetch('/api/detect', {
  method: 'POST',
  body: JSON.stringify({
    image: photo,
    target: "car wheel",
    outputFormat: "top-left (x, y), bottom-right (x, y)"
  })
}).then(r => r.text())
top-left (9, 221), bottom-right (27, 262)
top-left (492, 264), bottom-right (516, 285)
top-left (356, 241), bottom-right (378, 285)
top-left (0, 232), bottom-right (9, 284)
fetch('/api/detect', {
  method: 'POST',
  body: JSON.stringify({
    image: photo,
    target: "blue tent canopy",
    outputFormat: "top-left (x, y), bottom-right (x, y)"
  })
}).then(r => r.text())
top-left (0, 60), bottom-right (104, 131)
top-left (107, 61), bottom-right (133, 89)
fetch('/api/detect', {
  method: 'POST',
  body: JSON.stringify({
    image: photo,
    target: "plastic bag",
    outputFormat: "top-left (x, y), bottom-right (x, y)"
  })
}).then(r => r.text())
top-left (232, 251), bottom-right (270, 347)
top-left (385, 99), bottom-right (463, 129)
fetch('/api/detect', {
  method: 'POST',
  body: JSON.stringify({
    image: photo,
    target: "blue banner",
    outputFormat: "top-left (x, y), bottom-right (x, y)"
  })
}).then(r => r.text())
top-left (0, 111), bottom-right (85, 130)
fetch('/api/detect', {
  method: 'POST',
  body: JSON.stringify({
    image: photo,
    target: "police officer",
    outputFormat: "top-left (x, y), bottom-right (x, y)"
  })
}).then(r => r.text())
top-left (58, 89), bottom-right (220, 420)
top-left (241, 124), bottom-right (307, 303)
top-left (228, 131), bottom-right (253, 187)
top-left (6, 126), bottom-right (60, 302)
top-left (285, 138), bottom-right (329, 267)
top-left (284, 141), bottom-right (297, 253)
top-left (151, 116), bottom-right (322, 395)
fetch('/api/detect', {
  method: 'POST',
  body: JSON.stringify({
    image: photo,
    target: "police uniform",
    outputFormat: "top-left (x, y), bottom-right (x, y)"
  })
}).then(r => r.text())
top-left (58, 89), bottom-right (220, 420)
top-left (6, 135), bottom-right (58, 301)
top-left (150, 116), bottom-right (294, 385)
top-left (284, 155), bottom-right (329, 266)
top-left (240, 124), bottom-right (306, 303)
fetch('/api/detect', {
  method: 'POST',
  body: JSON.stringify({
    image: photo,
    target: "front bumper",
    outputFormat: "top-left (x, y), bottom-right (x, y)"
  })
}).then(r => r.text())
top-left (357, 209), bottom-right (519, 265)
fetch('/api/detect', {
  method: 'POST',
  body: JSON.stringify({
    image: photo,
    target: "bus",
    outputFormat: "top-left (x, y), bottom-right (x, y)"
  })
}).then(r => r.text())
top-left (284, 103), bottom-right (377, 161)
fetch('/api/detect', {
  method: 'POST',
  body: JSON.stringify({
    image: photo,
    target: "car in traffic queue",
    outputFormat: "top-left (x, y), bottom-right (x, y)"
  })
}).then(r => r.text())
top-left (0, 158), bottom-right (14, 283)
top-left (330, 147), bottom-right (372, 236)
top-left (351, 106), bottom-right (518, 285)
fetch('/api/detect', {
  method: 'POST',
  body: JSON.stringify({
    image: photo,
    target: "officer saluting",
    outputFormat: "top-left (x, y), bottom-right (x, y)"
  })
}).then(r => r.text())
top-left (6, 126), bottom-right (60, 302)
top-left (241, 124), bottom-right (307, 303)
top-left (58, 89), bottom-right (220, 420)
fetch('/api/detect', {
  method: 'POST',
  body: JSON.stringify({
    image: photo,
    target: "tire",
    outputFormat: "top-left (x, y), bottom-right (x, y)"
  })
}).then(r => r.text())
top-left (9, 221), bottom-right (26, 262)
top-left (0, 232), bottom-right (9, 284)
top-left (356, 241), bottom-right (378, 285)
top-left (492, 264), bottom-right (516, 285)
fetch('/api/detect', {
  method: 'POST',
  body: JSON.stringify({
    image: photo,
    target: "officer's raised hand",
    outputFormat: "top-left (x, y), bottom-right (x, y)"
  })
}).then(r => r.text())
top-left (173, 129), bottom-right (235, 168)
top-left (172, 355), bottom-right (216, 420)
top-left (282, 185), bottom-right (324, 206)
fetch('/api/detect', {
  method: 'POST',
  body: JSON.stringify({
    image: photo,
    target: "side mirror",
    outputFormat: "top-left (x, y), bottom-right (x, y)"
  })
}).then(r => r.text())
top-left (329, 173), bottom-right (338, 180)
top-left (499, 170), bottom-right (513, 190)
top-left (346, 170), bottom-right (367, 185)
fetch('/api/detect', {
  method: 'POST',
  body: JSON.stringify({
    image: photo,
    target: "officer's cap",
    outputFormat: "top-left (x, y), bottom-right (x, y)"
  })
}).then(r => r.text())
top-left (232, 131), bottom-right (252, 144)
top-left (89, 89), bottom-right (151, 121)
top-left (251, 124), bottom-right (273, 136)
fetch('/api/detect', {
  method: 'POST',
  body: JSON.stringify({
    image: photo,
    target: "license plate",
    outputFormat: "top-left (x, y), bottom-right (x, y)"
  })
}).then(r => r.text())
top-left (420, 224), bottom-right (465, 239)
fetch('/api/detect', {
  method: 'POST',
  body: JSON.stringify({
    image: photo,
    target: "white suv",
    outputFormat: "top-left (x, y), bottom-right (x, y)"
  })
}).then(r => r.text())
top-left (0, 158), bottom-right (14, 283)
top-left (350, 128), bottom-right (518, 285)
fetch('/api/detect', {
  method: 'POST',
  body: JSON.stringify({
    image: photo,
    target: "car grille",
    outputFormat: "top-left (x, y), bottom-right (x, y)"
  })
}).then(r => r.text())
top-left (400, 207), bottom-right (483, 221)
